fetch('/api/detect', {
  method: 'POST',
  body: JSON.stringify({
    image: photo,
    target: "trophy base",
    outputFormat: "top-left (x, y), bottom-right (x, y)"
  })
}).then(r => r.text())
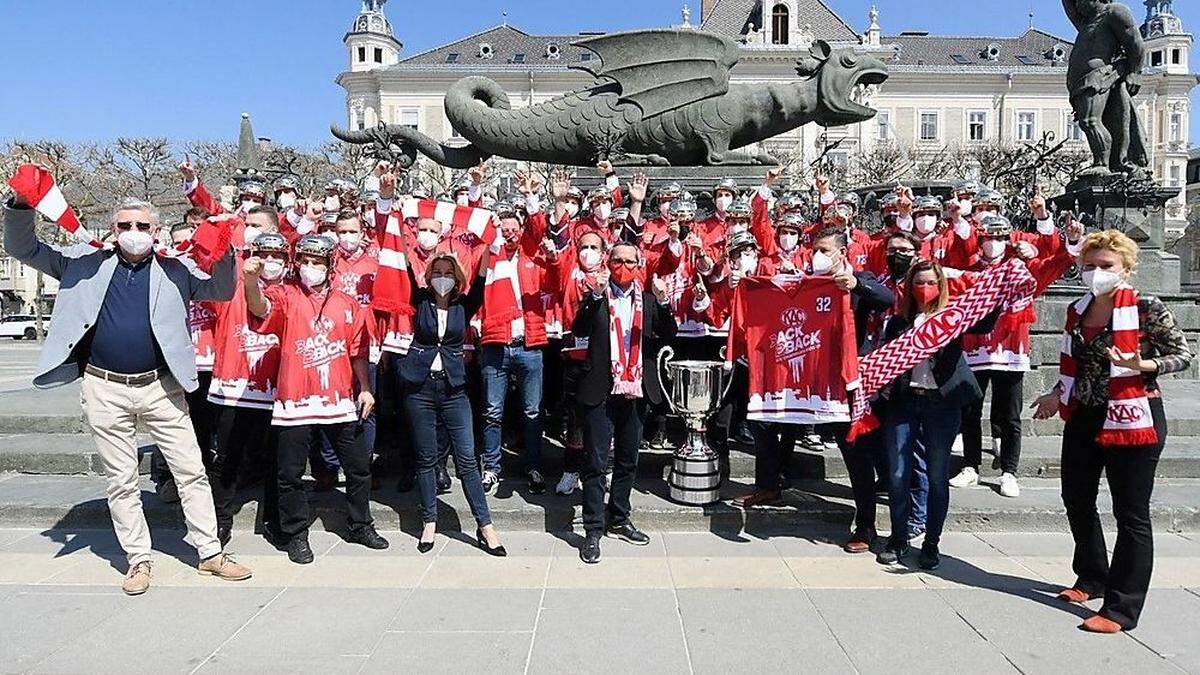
top-left (668, 455), bottom-right (722, 506)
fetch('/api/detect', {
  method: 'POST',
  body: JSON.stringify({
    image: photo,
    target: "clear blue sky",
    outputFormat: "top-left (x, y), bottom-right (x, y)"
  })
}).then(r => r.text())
top-left (0, 0), bottom-right (1195, 147)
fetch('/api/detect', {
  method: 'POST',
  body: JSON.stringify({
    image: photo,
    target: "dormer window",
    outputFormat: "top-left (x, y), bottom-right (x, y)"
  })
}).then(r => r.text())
top-left (478, 43), bottom-right (494, 59)
top-left (545, 42), bottom-right (561, 60)
top-left (982, 43), bottom-right (1001, 61)
top-left (771, 3), bottom-right (790, 46)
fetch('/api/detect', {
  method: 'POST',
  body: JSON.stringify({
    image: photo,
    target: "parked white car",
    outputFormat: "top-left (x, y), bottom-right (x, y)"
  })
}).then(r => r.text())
top-left (0, 314), bottom-right (48, 340)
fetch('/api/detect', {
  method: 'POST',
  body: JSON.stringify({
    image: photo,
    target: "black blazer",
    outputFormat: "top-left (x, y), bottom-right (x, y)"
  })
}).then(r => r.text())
top-left (572, 287), bottom-right (678, 408)
top-left (397, 270), bottom-right (485, 389)
top-left (882, 309), bottom-right (998, 408)
top-left (850, 271), bottom-right (895, 353)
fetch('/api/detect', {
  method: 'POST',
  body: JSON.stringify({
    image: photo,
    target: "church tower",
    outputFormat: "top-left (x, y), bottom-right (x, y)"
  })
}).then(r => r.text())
top-left (1140, 0), bottom-right (1193, 227)
top-left (1142, 0), bottom-right (1190, 75)
top-left (345, 0), bottom-right (402, 73)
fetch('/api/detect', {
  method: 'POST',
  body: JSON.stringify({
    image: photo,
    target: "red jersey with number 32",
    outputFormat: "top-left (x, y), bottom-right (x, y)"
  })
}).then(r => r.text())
top-left (726, 275), bottom-right (860, 424)
top-left (207, 274), bottom-right (282, 410)
top-left (251, 283), bottom-right (369, 427)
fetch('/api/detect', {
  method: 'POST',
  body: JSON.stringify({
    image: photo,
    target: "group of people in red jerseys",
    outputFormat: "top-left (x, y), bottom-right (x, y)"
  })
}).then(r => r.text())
top-left (154, 155), bottom-right (1094, 567)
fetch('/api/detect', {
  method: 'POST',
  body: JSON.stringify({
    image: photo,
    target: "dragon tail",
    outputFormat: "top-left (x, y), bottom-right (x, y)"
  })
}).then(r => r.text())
top-left (329, 124), bottom-right (487, 170)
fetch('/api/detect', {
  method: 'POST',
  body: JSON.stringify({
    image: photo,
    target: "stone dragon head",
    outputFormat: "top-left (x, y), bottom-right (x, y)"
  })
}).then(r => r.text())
top-left (796, 41), bottom-right (889, 127)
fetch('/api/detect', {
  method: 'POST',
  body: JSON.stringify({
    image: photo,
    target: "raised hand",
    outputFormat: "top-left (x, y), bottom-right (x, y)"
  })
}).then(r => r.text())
top-left (373, 160), bottom-right (391, 177)
top-left (1029, 190), bottom-right (1049, 220)
top-left (243, 256), bottom-right (265, 280)
top-left (652, 276), bottom-right (669, 303)
top-left (468, 162), bottom-right (486, 186)
top-left (1065, 212), bottom-right (1084, 243)
top-left (379, 172), bottom-right (396, 200)
top-left (815, 174), bottom-right (830, 194)
top-left (597, 159), bottom-right (614, 175)
top-left (178, 154), bottom-right (196, 183)
top-left (628, 172), bottom-right (649, 203)
top-left (684, 232), bottom-right (704, 251)
top-left (765, 166), bottom-right (783, 185)
top-left (1014, 240), bottom-right (1037, 261)
top-left (551, 169), bottom-right (571, 201)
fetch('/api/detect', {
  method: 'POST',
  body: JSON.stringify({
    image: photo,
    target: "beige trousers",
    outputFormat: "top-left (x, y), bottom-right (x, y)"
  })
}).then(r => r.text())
top-left (81, 372), bottom-right (221, 565)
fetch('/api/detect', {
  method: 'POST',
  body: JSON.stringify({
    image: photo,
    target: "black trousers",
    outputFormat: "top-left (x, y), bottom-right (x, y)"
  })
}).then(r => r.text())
top-left (205, 405), bottom-right (274, 533)
top-left (824, 422), bottom-right (878, 537)
top-left (275, 422), bottom-right (373, 540)
top-left (962, 370), bottom-right (1024, 474)
top-left (581, 396), bottom-right (645, 533)
top-left (561, 358), bottom-right (587, 474)
top-left (1061, 398), bottom-right (1166, 630)
top-left (155, 372), bottom-right (214, 484)
top-left (750, 422), bottom-right (800, 490)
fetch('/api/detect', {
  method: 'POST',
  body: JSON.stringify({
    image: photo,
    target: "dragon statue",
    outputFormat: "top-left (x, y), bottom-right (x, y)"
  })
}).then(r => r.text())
top-left (332, 29), bottom-right (888, 168)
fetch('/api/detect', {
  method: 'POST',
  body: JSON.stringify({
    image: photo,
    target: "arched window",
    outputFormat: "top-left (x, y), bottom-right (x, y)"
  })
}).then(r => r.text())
top-left (771, 3), bottom-right (790, 45)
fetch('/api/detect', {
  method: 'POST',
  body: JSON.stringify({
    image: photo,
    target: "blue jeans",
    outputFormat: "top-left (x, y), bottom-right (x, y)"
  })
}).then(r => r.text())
top-left (405, 375), bottom-right (491, 527)
top-left (480, 344), bottom-right (543, 474)
top-left (910, 450), bottom-right (929, 533)
top-left (884, 392), bottom-right (961, 549)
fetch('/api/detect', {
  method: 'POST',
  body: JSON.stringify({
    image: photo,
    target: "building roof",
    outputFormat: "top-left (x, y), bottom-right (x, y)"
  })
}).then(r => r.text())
top-left (391, 24), bottom-right (595, 72)
top-left (700, 0), bottom-right (860, 42)
top-left (885, 28), bottom-right (1073, 69)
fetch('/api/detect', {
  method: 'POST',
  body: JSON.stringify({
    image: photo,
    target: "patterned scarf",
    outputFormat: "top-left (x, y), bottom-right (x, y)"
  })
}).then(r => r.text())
top-left (608, 281), bottom-right (645, 398)
top-left (1059, 285), bottom-right (1158, 447)
top-left (848, 259), bottom-right (1035, 440)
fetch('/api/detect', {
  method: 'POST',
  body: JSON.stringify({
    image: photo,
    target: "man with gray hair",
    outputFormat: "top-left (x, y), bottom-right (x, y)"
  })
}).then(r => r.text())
top-left (3, 191), bottom-right (253, 595)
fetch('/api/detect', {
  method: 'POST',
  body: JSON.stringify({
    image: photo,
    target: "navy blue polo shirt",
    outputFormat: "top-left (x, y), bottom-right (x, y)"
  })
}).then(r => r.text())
top-left (88, 254), bottom-right (166, 374)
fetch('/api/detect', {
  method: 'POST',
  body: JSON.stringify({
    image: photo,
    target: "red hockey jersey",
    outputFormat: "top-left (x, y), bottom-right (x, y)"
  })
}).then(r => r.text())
top-left (727, 276), bottom-right (860, 424)
top-left (189, 301), bottom-right (218, 373)
top-left (207, 273), bottom-right (282, 410)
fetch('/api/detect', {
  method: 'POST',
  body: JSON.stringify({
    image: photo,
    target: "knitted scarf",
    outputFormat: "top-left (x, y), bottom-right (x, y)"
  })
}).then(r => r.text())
top-left (608, 281), bottom-right (645, 398)
top-left (1059, 286), bottom-right (1158, 447)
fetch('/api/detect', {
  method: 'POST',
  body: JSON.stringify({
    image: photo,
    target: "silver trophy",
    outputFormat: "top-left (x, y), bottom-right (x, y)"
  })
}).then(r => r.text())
top-left (657, 346), bottom-right (732, 505)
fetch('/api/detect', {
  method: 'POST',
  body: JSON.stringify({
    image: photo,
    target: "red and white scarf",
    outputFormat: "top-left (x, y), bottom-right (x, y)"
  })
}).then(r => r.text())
top-left (8, 164), bottom-right (101, 248)
top-left (1059, 286), bottom-right (1158, 447)
top-left (849, 259), bottom-right (1036, 440)
top-left (608, 281), bottom-right (645, 398)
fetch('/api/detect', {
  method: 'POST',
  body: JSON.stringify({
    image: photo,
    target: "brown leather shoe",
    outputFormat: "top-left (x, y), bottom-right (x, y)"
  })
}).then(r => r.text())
top-left (122, 561), bottom-right (151, 596)
top-left (731, 489), bottom-right (782, 508)
top-left (1080, 614), bottom-right (1123, 634)
top-left (1057, 587), bottom-right (1092, 604)
top-left (843, 539), bottom-right (871, 554)
top-left (198, 553), bottom-right (253, 581)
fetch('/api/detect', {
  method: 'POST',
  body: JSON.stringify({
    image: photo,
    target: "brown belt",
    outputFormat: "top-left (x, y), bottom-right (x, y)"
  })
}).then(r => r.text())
top-left (84, 364), bottom-right (166, 387)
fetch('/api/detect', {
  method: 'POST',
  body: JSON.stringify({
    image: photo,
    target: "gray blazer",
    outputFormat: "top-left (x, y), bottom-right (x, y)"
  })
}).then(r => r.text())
top-left (2, 202), bottom-right (236, 392)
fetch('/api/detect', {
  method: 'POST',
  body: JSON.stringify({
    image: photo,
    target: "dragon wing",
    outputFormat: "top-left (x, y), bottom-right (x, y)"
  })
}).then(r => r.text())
top-left (571, 29), bottom-right (740, 119)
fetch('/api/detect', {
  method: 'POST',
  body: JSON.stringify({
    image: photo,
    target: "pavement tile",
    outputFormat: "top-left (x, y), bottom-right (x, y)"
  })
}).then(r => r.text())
top-left (662, 531), bottom-right (779, 557)
top-left (1133, 589), bottom-right (1200, 673)
top-left (0, 528), bottom-right (35, 549)
top-left (548, 531), bottom-right (668, 558)
top-left (977, 532), bottom-right (1098, 557)
top-left (435, 530), bottom-right (555, 557)
top-left (807, 588), bottom-right (1019, 674)
top-left (290, 556), bottom-right (431, 589)
top-left (1146, 533), bottom-right (1200, 557)
top-left (768, 534), bottom-right (858, 557)
top-left (0, 551), bottom-right (96, 584)
top-left (917, 554), bottom-right (1056, 591)
top-left (546, 555), bottom-right (672, 589)
top-left (0, 587), bottom-right (127, 672)
top-left (675, 589), bottom-right (855, 674)
top-left (1014, 556), bottom-right (1200, 589)
top-left (213, 588), bottom-right (406, 661)
top-left (388, 588), bottom-right (542, 632)
top-left (419, 555), bottom-right (549, 589)
top-left (364, 631), bottom-right (532, 674)
top-left (935, 587), bottom-right (1181, 674)
top-left (784, 556), bottom-right (928, 589)
top-left (198, 654), bottom-right (368, 674)
top-left (529, 590), bottom-right (689, 674)
top-left (668, 556), bottom-right (799, 589)
top-left (223, 530), bottom-right (343, 557)
top-left (29, 586), bottom-right (280, 674)
top-left (40, 550), bottom-right (193, 586)
top-left (161, 554), bottom-right (303, 588)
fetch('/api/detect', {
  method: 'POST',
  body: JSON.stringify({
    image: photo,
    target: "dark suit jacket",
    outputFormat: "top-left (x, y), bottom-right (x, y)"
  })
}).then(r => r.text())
top-left (850, 271), bottom-right (895, 352)
top-left (397, 271), bottom-right (485, 389)
top-left (882, 309), bottom-right (999, 408)
top-left (572, 286), bottom-right (678, 408)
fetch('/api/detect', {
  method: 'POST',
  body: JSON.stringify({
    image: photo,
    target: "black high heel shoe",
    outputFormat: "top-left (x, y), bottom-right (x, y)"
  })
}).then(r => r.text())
top-left (418, 527), bottom-right (435, 554)
top-left (476, 527), bottom-right (507, 557)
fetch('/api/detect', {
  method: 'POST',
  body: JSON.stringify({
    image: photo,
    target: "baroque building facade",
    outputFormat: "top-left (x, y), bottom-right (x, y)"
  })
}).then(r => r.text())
top-left (336, 0), bottom-right (1197, 233)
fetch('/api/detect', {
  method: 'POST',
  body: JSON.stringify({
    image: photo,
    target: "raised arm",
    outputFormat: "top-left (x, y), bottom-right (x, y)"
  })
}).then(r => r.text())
top-left (3, 198), bottom-right (69, 280)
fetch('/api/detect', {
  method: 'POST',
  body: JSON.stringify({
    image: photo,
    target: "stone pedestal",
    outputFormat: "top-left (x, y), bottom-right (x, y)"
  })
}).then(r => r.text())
top-left (573, 166), bottom-right (774, 197)
top-left (1051, 178), bottom-right (1182, 295)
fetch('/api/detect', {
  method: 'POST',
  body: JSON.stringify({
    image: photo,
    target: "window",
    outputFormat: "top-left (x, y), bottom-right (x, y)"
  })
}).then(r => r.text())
top-left (357, 47), bottom-right (366, 62)
top-left (374, 47), bottom-right (383, 64)
top-left (1170, 112), bottom-right (1183, 142)
top-left (1067, 117), bottom-right (1085, 142)
top-left (919, 111), bottom-right (939, 141)
top-left (771, 3), bottom-right (790, 45)
top-left (353, 108), bottom-right (366, 131)
top-left (876, 110), bottom-right (891, 140)
top-left (1152, 50), bottom-right (1164, 67)
top-left (1017, 111), bottom-right (1036, 142)
top-left (446, 52), bottom-right (460, 63)
top-left (580, 53), bottom-right (592, 62)
top-left (399, 109), bottom-right (419, 132)
top-left (951, 54), bottom-right (970, 65)
top-left (513, 53), bottom-right (526, 64)
top-left (1169, 164), bottom-right (1182, 187)
top-left (1172, 48), bottom-right (1182, 65)
top-left (1015, 55), bottom-right (1036, 66)
top-left (968, 111), bottom-right (987, 141)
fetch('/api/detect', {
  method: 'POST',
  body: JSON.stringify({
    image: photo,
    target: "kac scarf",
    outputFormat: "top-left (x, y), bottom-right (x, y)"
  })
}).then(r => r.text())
top-left (1059, 285), bottom-right (1158, 447)
top-left (608, 282), bottom-right (645, 398)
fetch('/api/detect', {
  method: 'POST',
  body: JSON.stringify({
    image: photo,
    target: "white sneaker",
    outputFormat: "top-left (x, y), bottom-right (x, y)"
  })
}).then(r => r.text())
top-left (481, 470), bottom-right (499, 496)
top-left (998, 472), bottom-right (1020, 498)
top-left (603, 471), bottom-right (613, 492)
top-left (555, 472), bottom-right (581, 495)
top-left (822, 440), bottom-right (840, 452)
top-left (949, 467), bottom-right (979, 488)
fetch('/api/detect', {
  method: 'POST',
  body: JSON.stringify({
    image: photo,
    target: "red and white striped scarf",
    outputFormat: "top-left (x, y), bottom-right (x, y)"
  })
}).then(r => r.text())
top-left (849, 259), bottom-right (1035, 440)
top-left (1059, 286), bottom-right (1158, 447)
top-left (608, 281), bottom-right (645, 398)
top-left (373, 198), bottom-right (498, 316)
top-left (8, 164), bottom-right (101, 248)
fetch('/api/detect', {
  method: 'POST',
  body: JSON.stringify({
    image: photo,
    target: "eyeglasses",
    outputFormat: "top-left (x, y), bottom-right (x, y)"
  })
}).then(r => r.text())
top-left (116, 221), bottom-right (153, 232)
top-left (609, 259), bottom-right (639, 268)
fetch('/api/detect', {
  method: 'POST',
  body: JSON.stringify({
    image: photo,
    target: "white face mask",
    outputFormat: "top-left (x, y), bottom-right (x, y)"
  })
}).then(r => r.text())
top-left (810, 250), bottom-right (835, 275)
top-left (715, 195), bottom-right (733, 212)
top-left (579, 248), bottom-right (602, 270)
top-left (323, 196), bottom-right (340, 211)
top-left (240, 201), bottom-right (261, 214)
top-left (1083, 269), bottom-right (1123, 296)
top-left (430, 276), bottom-right (456, 297)
top-left (299, 263), bottom-right (327, 288)
top-left (242, 226), bottom-right (262, 247)
top-left (456, 195), bottom-right (470, 207)
top-left (276, 193), bottom-right (296, 210)
top-left (261, 259), bottom-right (285, 281)
top-left (596, 203), bottom-right (612, 222)
top-left (778, 232), bottom-right (799, 252)
top-left (896, 215), bottom-right (913, 232)
top-left (981, 239), bottom-right (1007, 260)
top-left (563, 202), bottom-right (580, 219)
top-left (730, 222), bottom-right (748, 234)
top-left (915, 214), bottom-right (937, 235)
top-left (416, 230), bottom-right (440, 251)
top-left (959, 199), bottom-right (974, 214)
top-left (338, 232), bottom-right (362, 252)
top-left (739, 252), bottom-right (759, 274)
top-left (117, 229), bottom-right (154, 257)
top-left (659, 201), bottom-right (672, 218)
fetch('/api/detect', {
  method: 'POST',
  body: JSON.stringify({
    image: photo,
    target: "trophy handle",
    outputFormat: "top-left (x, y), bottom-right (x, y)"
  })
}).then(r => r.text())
top-left (717, 346), bottom-right (734, 404)
top-left (656, 345), bottom-right (677, 415)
